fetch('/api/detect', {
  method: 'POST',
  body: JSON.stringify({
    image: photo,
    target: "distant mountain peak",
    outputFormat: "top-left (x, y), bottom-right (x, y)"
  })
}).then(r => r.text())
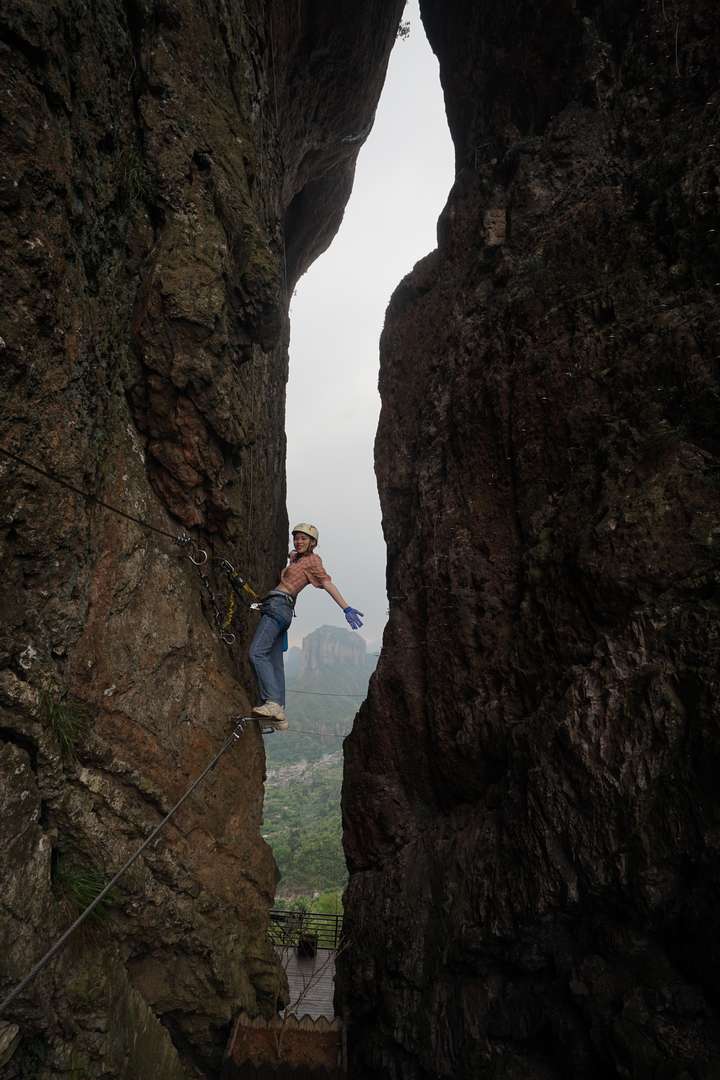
top-left (302, 624), bottom-right (367, 653)
top-left (300, 624), bottom-right (367, 679)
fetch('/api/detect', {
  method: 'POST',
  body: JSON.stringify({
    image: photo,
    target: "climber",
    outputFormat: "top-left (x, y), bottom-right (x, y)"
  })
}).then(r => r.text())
top-left (249, 523), bottom-right (364, 731)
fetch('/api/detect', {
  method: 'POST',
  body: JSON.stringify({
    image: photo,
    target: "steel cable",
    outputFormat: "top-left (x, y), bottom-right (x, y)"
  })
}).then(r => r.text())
top-left (0, 452), bottom-right (366, 1007)
top-left (0, 446), bottom-right (178, 541)
top-left (0, 716), bottom-right (250, 1016)
top-left (0, 449), bottom-right (378, 663)
top-left (0, 445), bottom-right (256, 639)
top-left (286, 689), bottom-right (365, 698)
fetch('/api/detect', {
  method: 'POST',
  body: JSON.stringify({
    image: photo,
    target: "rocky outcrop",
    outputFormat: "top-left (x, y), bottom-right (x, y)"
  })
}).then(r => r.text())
top-left (299, 626), bottom-right (371, 684)
top-left (277, 628), bottom-right (375, 762)
top-left (341, 1), bottom-right (720, 1077)
top-left (0, 1), bottom-right (402, 1076)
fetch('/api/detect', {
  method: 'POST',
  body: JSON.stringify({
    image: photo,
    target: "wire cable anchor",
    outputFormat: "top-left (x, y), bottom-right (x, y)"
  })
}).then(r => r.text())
top-left (175, 533), bottom-right (208, 566)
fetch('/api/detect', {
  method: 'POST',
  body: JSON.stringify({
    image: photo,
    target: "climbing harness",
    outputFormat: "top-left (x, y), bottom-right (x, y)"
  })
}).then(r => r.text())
top-left (0, 715), bottom-right (251, 1016)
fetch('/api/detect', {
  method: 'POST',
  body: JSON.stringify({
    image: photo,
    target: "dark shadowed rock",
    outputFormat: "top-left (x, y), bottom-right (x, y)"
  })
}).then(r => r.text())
top-left (341, 1), bottom-right (720, 1077)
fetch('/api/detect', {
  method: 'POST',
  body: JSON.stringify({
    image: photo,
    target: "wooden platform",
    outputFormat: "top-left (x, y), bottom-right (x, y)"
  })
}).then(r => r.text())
top-left (277, 946), bottom-right (337, 1021)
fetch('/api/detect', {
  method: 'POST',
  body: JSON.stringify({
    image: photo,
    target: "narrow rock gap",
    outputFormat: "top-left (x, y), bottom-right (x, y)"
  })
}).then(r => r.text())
top-left (260, 0), bottom-right (453, 979)
top-left (3, 0), bottom-right (717, 1076)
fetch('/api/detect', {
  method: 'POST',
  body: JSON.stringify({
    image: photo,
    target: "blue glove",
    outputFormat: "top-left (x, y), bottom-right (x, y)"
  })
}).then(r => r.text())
top-left (344, 606), bottom-right (364, 630)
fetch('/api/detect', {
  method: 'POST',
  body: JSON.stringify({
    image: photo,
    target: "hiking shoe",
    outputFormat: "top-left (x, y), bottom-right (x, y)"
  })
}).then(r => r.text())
top-left (253, 702), bottom-right (288, 730)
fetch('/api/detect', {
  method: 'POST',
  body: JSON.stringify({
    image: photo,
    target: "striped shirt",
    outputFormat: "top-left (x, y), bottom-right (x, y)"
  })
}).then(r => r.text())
top-left (279, 552), bottom-right (332, 598)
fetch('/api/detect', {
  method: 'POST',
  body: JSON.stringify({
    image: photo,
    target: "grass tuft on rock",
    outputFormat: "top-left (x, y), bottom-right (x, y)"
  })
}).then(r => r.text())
top-left (41, 691), bottom-right (92, 759)
top-left (54, 856), bottom-right (120, 923)
top-left (123, 145), bottom-right (155, 205)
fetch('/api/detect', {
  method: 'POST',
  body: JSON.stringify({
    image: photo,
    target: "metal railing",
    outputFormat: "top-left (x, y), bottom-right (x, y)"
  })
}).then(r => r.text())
top-left (269, 908), bottom-right (344, 950)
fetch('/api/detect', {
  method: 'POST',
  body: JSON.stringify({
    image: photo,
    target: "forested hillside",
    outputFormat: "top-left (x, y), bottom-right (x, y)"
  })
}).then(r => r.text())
top-left (262, 626), bottom-right (376, 899)
top-left (263, 754), bottom-right (345, 899)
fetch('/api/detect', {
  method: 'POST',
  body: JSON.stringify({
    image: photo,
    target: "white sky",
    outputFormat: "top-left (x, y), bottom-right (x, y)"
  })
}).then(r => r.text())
top-left (285, 1), bottom-right (453, 648)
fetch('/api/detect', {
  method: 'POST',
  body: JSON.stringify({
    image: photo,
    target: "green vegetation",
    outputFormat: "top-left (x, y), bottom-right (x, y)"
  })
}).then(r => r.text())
top-left (312, 889), bottom-right (343, 914)
top-left (262, 626), bottom-right (377, 902)
top-left (41, 691), bottom-right (92, 760)
top-left (54, 856), bottom-right (120, 923)
top-left (263, 758), bottom-right (346, 899)
top-left (265, 693), bottom-right (357, 767)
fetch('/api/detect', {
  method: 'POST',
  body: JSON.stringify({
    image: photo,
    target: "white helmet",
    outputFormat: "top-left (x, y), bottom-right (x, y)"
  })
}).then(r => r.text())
top-left (291, 522), bottom-right (319, 543)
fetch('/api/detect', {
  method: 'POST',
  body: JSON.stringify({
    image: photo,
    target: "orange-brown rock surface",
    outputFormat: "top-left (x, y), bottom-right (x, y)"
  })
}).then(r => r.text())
top-left (341, 1), bottom-right (720, 1077)
top-left (0, 2), bottom-right (402, 1076)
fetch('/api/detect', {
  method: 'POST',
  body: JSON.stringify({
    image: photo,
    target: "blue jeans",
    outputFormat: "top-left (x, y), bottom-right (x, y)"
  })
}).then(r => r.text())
top-left (249, 595), bottom-right (294, 706)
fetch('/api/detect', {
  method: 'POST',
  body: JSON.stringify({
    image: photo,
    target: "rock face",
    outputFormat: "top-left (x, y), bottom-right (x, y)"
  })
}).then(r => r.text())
top-left (299, 626), bottom-right (370, 684)
top-left (341, 1), bottom-right (720, 1077)
top-left (0, 1), bottom-right (402, 1076)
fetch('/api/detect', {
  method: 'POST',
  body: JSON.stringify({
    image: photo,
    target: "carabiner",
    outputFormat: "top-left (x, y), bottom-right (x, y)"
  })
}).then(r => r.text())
top-left (219, 559), bottom-right (235, 575)
top-left (221, 631), bottom-right (236, 645)
top-left (176, 534), bottom-right (208, 566)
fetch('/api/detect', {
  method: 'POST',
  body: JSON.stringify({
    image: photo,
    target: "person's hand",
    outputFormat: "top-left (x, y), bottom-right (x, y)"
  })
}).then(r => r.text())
top-left (343, 606), bottom-right (364, 630)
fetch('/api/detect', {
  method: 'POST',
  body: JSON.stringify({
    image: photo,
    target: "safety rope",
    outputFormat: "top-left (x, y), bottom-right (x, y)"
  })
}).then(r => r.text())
top-left (0, 716), bottom-right (250, 1017)
top-left (220, 559), bottom-right (260, 602)
top-left (222, 591), bottom-right (237, 632)
top-left (1, 448), bottom-right (369, 686)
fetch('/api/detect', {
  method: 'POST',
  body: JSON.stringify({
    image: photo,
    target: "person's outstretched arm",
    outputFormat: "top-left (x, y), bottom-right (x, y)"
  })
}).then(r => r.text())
top-left (323, 581), bottom-right (363, 630)
top-left (323, 581), bottom-right (348, 610)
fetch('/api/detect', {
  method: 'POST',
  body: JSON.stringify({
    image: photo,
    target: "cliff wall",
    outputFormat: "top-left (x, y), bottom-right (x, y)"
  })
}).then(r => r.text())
top-left (0, 2), bottom-right (402, 1076)
top-left (342, 1), bottom-right (720, 1077)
